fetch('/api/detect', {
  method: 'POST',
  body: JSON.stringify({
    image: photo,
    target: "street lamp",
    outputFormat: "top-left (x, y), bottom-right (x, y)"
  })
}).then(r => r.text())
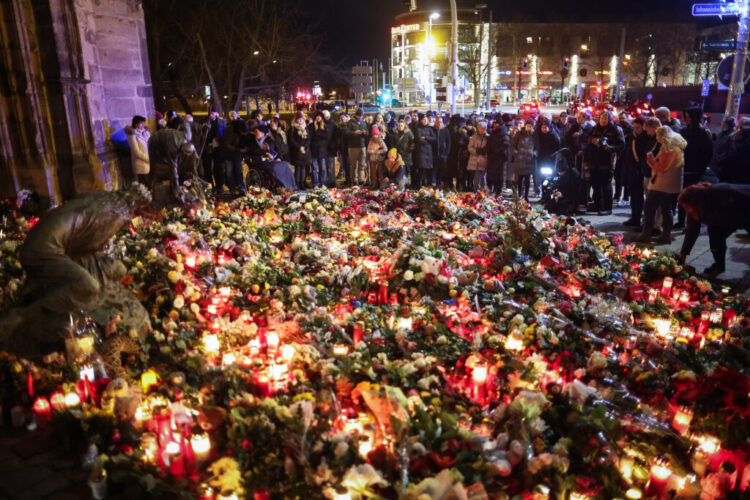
top-left (253, 50), bottom-right (260, 56)
top-left (427, 12), bottom-right (440, 111)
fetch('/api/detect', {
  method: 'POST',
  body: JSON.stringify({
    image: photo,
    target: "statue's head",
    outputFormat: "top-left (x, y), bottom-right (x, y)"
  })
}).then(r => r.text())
top-left (123, 182), bottom-right (152, 209)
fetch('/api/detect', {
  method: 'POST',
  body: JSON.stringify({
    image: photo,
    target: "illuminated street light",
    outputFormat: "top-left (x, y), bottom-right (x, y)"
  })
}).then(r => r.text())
top-left (430, 12), bottom-right (440, 20)
top-left (253, 50), bottom-right (260, 56)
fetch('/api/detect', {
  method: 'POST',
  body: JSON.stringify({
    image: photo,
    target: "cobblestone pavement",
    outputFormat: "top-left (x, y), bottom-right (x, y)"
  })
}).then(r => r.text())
top-left (580, 203), bottom-right (750, 296)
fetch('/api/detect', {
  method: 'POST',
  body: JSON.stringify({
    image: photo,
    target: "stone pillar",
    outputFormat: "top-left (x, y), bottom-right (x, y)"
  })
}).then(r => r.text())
top-left (0, 0), bottom-right (154, 202)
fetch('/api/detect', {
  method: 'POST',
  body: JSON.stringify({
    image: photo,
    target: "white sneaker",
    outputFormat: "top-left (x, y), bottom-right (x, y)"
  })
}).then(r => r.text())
top-left (618, 200), bottom-right (630, 208)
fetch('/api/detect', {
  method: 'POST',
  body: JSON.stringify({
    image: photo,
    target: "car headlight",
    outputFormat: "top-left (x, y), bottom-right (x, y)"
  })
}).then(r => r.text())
top-left (540, 166), bottom-right (553, 176)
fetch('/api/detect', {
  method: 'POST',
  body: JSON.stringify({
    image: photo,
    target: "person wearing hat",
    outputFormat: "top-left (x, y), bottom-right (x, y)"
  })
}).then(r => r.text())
top-left (413, 113), bottom-right (437, 188)
top-left (383, 148), bottom-right (406, 190)
top-left (345, 109), bottom-right (369, 185)
top-left (367, 126), bottom-right (388, 189)
top-left (337, 113), bottom-right (350, 183)
top-left (247, 123), bottom-right (276, 164)
top-left (487, 118), bottom-right (510, 195)
top-left (202, 105), bottom-right (226, 191)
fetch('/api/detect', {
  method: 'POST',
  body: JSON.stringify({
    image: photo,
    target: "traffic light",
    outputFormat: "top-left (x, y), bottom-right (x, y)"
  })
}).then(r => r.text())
top-left (522, 58), bottom-right (529, 70)
top-left (563, 57), bottom-right (569, 69)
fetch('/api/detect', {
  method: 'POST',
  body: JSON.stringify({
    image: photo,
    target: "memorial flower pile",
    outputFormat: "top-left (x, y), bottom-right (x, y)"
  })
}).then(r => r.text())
top-left (1, 188), bottom-right (749, 499)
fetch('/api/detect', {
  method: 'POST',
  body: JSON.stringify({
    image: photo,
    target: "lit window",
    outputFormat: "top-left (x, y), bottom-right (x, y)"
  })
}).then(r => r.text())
top-left (526, 37), bottom-right (533, 44)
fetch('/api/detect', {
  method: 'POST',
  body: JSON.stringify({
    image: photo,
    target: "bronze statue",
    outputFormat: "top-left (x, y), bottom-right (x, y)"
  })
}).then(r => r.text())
top-left (0, 183), bottom-right (152, 356)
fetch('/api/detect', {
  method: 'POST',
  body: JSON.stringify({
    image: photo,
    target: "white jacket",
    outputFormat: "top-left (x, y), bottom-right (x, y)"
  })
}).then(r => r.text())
top-left (126, 125), bottom-right (151, 175)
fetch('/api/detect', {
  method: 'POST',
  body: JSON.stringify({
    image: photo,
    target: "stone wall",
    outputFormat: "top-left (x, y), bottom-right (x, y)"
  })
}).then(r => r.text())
top-left (0, 0), bottom-right (153, 203)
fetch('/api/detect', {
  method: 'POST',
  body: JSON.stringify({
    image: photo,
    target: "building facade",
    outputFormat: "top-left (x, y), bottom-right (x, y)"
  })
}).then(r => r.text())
top-left (390, 13), bottom-right (701, 107)
top-left (0, 0), bottom-right (154, 204)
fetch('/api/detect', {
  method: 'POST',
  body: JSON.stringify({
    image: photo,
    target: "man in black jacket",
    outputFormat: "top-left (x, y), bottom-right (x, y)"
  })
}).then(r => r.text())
top-left (434, 116), bottom-right (451, 187)
top-left (676, 106), bottom-right (713, 229)
top-left (716, 117), bottom-right (750, 185)
top-left (202, 106), bottom-right (225, 191)
top-left (583, 111), bottom-right (625, 215)
top-left (487, 120), bottom-right (510, 195)
top-left (413, 113), bottom-right (437, 189)
top-left (323, 110), bottom-right (338, 187)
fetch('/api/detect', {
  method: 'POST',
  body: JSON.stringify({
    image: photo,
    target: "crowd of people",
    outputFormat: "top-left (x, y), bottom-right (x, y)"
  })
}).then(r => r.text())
top-left (127, 102), bottom-right (750, 277)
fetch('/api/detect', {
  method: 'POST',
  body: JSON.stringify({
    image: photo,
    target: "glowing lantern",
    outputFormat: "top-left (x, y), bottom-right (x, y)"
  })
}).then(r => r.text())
top-left (184, 254), bottom-right (196, 268)
top-left (140, 432), bottom-right (158, 463)
top-left (646, 457), bottom-right (672, 497)
top-left (504, 333), bottom-right (523, 351)
top-left (79, 364), bottom-right (95, 381)
top-left (397, 317), bottom-right (413, 331)
top-left (698, 311), bottom-right (710, 334)
top-left (64, 392), bottom-right (81, 408)
top-left (281, 344), bottom-right (295, 362)
top-left (266, 331), bottom-right (280, 353)
top-left (709, 309), bottom-right (723, 324)
top-left (679, 290), bottom-right (690, 305)
top-left (190, 433), bottom-right (211, 464)
top-left (140, 370), bottom-right (160, 391)
top-left (49, 391), bottom-right (66, 411)
top-left (333, 344), bottom-right (349, 356)
top-left (222, 352), bottom-right (237, 366)
top-left (651, 319), bottom-right (672, 338)
top-left (647, 289), bottom-right (658, 303)
top-left (472, 364), bottom-right (488, 384)
top-left (661, 277), bottom-right (673, 296)
top-left (134, 404), bottom-right (151, 429)
top-left (672, 407), bottom-right (693, 436)
top-left (33, 397), bottom-right (51, 422)
top-left (695, 435), bottom-right (720, 455)
top-left (202, 334), bottom-right (220, 354)
top-left (625, 488), bottom-right (642, 499)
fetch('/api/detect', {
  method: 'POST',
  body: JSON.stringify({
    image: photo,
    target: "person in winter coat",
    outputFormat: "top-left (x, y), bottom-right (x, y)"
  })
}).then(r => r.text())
top-left (678, 182), bottom-right (750, 276)
top-left (220, 119), bottom-right (248, 195)
top-left (458, 122), bottom-right (475, 191)
top-left (337, 114), bottom-right (350, 184)
top-left (584, 111), bottom-right (625, 215)
top-left (467, 121), bottom-right (489, 191)
top-left (289, 116), bottom-right (312, 189)
top-left (383, 148), bottom-right (406, 190)
top-left (446, 117), bottom-right (469, 190)
top-left (366, 127), bottom-right (388, 189)
top-left (434, 116), bottom-right (451, 187)
top-left (413, 114), bottom-right (437, 189)
top-left (346, 109), bottom-right (369, 185)
top-left (676, 106), bottom-right (714, 228)
top-left (534, 122), bottom-right (561, 194)
top-left (635, 126), bottom-right (686, 244)
top-left (655, 107), bottom-right (681, 133)
top-left (390, 120), bottom-right (414, 182)
top-left (710, 117), bottom-right (735, 174)
top-left (309, 111), bottom-right (331, 188)
top-left (126, 115), bottom-right (150, 183)
top-left (201, 106), bottom-right (225, 190)
top-left (715, 116), bottom-right (750, 185)
top-left (268, 118), bottom-right (289, 162)
top-left (487, 120), bottom-right (510, 195)
top-left (614, 113), bottom-right (634, 205)
top-left (511, 121), bottom-right (537, 201)
top-left (323, 110), bottom-right (338, 187)
top-left (622, 117), bottom-right (646, 226)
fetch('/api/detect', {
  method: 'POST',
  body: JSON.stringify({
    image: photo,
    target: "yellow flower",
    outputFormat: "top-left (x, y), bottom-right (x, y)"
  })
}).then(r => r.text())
top-left (167, 270), bottom-right (179, 283)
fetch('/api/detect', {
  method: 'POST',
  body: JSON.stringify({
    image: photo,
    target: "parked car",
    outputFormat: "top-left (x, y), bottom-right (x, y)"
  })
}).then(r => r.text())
top-left (518, 102), bottom-right (541, 118)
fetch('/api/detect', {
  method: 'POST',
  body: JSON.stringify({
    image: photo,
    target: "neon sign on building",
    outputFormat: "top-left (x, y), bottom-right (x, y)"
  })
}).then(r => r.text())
top-left (392, 24), bottom-right (421, 35)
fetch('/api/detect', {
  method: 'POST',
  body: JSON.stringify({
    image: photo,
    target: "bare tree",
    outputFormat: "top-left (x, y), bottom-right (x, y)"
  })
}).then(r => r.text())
top-left (457, 24), bottom-right (494, 105)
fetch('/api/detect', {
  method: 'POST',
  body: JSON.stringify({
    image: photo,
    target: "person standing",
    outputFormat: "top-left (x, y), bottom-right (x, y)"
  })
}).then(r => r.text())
top-left (366, 127), bottom-right (388, 189)
top-left (534, 121), bottom-right (561, 195)
top-left (635, 126), bottom-right (686, 244)
top-left (202, 106), bottom-right (225, 191)
top-left (715, 116), bottom-right (750, 185)
top-left (511, 121), bottom-right (537, 202)
top-left (655, 107), bottom-right (681, 132)
top-left (467, 121), bottom-right (489, 191)
top-left (676, 106), bottom-right (713, 229)
top-left (289, 115), bottom-right (312, 189)
top-left (584, 111), bottom-right (624, 215)
top-left (487, 119), bottom-right (510, 195)
top-left (434, 116), bottom-right (451, 187)
top-left (126, 115), bottom-right (150, 184)
top-left (310, 111), bottom-right (329, 188)
top-left (391, 119), bottom-right (414, 186)
top-left (623, 116), bottom-right (646, 227)
top-left (710, 117), bottom-right (736, 175)
top-left (346, 109), bottom-right (369, 185)
top-left (323, 110), bottom-right (338, 187)
top-left (413, 113), bottom-right (437, 189)
top-left (337, 113), bottom-right (350, 184)
top-left (614, 113), bottom-right (634, 206)
top-left (564, 111), bottom-right (595, 211)
top-left (220, 118), bottom-right (248, 195)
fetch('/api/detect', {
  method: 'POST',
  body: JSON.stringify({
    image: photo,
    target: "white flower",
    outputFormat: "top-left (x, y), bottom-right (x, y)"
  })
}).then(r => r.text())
top-left (334, 441), bottom-right (349, 457)
top-left (289, 400), bottom-right (314, 430)
top-left (587, 351), bottom-right (607, 373)
top-left (528, 416), bottom-right (549, 437)
top-left (403, 270), bottom-right (414, 281)
top-left (342, 464), bottom-right (389, 492)
top-left (173, 295), bottom-right (185, 309)
top-left (563, 380), bottom-right (597, 404)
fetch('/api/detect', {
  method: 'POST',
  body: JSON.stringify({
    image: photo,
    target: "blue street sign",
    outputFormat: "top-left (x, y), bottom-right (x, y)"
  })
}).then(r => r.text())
top-left (701, 79), bottom-right (711, 97)
top-left (692, 3), bottom-right (739, 16)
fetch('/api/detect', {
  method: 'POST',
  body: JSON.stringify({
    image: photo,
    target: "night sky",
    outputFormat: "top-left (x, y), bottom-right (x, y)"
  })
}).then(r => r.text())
top-left (299, 0), bottom-right (709, 67)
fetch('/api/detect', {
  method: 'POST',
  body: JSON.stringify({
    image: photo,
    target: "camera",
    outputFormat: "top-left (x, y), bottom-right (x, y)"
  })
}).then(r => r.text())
top-left (599, 136), bottom-right (609, 149)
